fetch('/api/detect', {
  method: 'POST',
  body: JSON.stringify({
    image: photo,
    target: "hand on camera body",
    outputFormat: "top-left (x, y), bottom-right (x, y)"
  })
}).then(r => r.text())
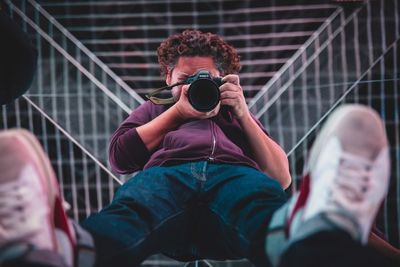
top-left (220, 74), bottom-right (250, 120)
top-left (173, 83), bottom-right (221, 121)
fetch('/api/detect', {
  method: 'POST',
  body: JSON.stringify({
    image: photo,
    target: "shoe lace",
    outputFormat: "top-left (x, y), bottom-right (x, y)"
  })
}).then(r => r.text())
top-left (0, 184), bottom-right (31, 233)
top-left (333, 152), bottom-right (373, 203)
top-left (0, 165), bottom-right (44, 238)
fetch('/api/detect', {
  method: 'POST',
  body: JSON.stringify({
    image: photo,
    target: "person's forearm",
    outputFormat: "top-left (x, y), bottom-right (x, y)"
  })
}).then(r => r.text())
top-left (137, 106), bottom-right (184, 151)
top-left (239, 113), bottom-right (292, 189)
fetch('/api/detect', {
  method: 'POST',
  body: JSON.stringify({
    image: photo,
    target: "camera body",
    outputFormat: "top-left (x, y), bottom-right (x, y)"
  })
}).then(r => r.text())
top-left (186, 70), bottom-right (223, 112)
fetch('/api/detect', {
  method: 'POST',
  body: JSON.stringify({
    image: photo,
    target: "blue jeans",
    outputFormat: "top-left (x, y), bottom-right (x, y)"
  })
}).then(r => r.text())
top-left (81, 161), bottom-right (288, 267)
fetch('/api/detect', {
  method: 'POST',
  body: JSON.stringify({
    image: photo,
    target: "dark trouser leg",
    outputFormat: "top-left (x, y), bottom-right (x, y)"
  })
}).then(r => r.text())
top-left (201, 164), bottom-right (288, 267)
top-left (279, 230), bottom-right (390, 267)
top-left (80, 165), bottom-right (200, 267)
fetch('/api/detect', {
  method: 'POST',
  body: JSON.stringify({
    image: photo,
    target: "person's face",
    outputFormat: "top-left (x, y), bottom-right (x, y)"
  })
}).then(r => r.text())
top-left (166, 56), bottom-right (220, 99)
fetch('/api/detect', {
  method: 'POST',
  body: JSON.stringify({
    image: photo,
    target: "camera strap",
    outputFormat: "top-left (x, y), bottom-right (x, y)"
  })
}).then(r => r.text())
top-left (145, 81), bottom-right (186, 105)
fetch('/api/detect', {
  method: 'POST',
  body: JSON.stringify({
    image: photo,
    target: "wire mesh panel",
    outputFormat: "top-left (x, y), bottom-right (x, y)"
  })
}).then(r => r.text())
top-left (248, 7), bottom-right (344, 114)
top-left (251, 0), bottom-right (399, 173)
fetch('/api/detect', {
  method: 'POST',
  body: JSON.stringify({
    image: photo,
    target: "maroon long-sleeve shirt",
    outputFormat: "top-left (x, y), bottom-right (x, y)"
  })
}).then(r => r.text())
top-left (109, 101), bottom-right (270, 174)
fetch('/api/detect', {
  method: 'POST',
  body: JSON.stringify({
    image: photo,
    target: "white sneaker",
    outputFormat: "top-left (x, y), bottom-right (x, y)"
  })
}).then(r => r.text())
top-left (0, 129), bottom-right (76, 266)
top-left (296, 104), bottom-right (391, 244)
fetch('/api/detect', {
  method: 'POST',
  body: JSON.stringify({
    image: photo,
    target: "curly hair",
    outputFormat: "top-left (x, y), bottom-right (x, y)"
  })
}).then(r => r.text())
top-left (157, 29), bottom-right (241, 77)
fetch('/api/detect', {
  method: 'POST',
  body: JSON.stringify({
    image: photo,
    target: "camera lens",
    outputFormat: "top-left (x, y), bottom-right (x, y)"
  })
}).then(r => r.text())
top-left (188, 79), bottom-right (220, 112)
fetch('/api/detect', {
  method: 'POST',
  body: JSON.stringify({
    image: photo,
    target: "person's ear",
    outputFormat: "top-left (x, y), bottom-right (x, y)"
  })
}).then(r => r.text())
top-left (166, 69), bottom-right (173, 85)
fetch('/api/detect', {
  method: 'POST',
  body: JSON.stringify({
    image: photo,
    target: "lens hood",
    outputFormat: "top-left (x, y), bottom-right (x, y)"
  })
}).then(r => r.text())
top-left (187, 71), bottom-right (222, 112)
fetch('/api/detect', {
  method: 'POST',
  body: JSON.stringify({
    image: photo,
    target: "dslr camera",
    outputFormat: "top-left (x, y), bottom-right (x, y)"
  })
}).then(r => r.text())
top-left (186, 70), bottom-right (223, 112)
top-left (146, 70), bottom-right (223, 112)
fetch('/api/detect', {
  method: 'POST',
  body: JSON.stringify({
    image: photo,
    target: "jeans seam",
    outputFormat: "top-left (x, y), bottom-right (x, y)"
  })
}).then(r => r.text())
top-left (207, 205), bottom-right (251, 248)
top-left (111, 208), bottom-right (187, 260)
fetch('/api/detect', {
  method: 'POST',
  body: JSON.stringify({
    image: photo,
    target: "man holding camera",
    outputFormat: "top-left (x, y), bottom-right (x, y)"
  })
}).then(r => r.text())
top-left (81, 29), bottom-right (291, 266)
